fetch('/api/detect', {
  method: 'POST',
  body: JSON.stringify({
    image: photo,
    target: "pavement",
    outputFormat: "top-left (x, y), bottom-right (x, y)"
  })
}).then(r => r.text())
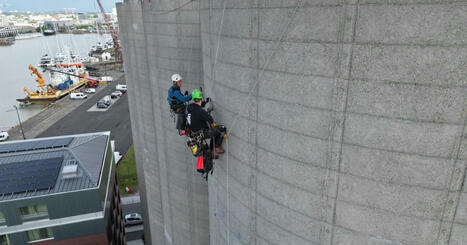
top-left (121, 194), bottom-right (141, 205)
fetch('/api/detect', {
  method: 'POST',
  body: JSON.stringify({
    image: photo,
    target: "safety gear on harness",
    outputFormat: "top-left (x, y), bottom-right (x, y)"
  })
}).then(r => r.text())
top-left (187, 131), bottom-right (214, 180)
top-left (187, 132), bottom-right (207, 157)
top-left (192, 89), bottom-right (203, 100)
top-left (171, 73), bottom-right (182, 82)
top-left (197, 152), bottom-right (213, 180)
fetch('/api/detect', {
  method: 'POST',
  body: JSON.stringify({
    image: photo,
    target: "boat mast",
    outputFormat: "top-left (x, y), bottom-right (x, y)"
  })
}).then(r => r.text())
top-left (96, 0), bottom-right (121, 61)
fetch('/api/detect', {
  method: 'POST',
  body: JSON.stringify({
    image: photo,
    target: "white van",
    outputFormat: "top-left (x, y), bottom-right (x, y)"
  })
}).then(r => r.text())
top-left (70, 92), bottom-right (88, 99)
top-left (101, 76), bottom-right (113, 82)
top-left (0, 131), bottom-right (8, 142)
top-left (116, 84), bottom-right (127, 92)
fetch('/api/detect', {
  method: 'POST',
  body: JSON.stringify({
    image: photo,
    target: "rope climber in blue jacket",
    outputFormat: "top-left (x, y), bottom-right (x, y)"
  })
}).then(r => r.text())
top-left (168, 73), bottom-right (191, 113)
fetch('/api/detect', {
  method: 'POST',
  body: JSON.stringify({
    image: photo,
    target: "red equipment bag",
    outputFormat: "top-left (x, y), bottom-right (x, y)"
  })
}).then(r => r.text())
top-left (197, 155), bottom-right (204, 172)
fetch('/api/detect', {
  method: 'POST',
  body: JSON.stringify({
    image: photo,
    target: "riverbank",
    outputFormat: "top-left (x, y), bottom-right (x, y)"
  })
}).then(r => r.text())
top-left (0, 33), bottom-right (111, 129)
top-left (8, 67), bottom-right (124, 141)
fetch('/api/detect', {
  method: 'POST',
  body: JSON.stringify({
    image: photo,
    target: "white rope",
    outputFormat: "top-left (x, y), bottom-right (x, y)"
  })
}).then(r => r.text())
top-left (212, 0), bottom-right (228, 73)
top-left (221, 2), bottom-right (303, 244)
top-left (201, 1), bottom-right (302, 244)
top-left (226, 136), bottom-right (230, 245)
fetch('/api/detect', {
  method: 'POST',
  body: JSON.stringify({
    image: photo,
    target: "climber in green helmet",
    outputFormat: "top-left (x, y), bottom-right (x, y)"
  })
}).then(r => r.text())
top-left (192, 89), bottom-right (202, 100)
top-left (187, 89), bottom-right (226, 157)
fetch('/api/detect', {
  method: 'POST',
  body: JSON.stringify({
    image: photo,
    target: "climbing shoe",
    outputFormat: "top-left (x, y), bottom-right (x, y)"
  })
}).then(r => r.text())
top-left (214, 147), bottom-right (225, 154)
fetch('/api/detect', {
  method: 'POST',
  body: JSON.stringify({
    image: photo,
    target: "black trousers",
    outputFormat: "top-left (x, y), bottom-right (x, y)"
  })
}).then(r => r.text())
top-left (203, 125), bottom-right (227, 149)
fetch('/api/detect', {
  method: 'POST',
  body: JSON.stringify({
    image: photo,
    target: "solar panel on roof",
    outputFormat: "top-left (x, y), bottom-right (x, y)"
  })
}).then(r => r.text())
top-left (0, 137), bottom-right (74, 154)
top-left (0, 157), bottom-right (63, 195)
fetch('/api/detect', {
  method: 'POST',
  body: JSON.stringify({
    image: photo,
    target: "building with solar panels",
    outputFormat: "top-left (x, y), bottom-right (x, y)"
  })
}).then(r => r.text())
top-left (0, 132), bottom-right (125, 245)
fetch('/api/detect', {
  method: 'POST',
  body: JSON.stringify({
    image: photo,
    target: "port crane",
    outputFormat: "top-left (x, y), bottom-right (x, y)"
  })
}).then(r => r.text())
top-left (25, 65), bottom-right (52, 95)
top-left (28, 65), bottom-right (46, 91)
top-left (96, 0), bottom-right (122, 61)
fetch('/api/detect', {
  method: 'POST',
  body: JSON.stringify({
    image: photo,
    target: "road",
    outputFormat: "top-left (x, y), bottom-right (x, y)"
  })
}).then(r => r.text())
top-left (37, 74), bottom-right (132, 155)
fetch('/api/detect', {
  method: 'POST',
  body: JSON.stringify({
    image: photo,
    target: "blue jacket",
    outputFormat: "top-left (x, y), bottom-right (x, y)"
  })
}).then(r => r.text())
top-left (168, 84), bottom-right (191, 105)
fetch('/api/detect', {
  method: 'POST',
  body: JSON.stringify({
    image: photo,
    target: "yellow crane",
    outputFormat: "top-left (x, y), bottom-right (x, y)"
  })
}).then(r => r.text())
top-left (28, 64), bottom-right (46, 91)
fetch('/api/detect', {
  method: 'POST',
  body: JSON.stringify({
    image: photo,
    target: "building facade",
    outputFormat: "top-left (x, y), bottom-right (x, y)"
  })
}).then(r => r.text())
top-left (0, 132), bottom-right (125, 245)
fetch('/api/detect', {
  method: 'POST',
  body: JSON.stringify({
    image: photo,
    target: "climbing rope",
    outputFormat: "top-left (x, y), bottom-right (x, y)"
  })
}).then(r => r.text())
top-left (212, 0), bottom-right (228, 74)
top-left (210, 1), bottom-right (304, 244)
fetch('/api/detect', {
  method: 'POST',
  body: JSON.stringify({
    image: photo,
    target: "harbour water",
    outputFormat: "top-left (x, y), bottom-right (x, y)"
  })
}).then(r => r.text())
top-left (0, 33), bottom-right (109, 132)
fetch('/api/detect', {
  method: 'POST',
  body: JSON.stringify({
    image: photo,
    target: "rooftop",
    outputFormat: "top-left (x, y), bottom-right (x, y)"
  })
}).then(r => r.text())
top-left (0, 132), bottom-right (110, 202)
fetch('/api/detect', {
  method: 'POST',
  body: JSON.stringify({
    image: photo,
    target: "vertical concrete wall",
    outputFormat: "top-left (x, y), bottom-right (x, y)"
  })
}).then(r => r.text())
top-left (120, 0), bottom-right (467, 244)
top-left (200, 1), bottom-right (467, 245)
top-left (118, 0), bottom-right (209, 244)
top-left (117, 2), bottom-right (158, 245)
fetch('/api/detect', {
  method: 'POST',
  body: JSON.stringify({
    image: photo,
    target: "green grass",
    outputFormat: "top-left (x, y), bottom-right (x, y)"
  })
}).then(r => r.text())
top-left (117, 145), bottom-right (138, 196)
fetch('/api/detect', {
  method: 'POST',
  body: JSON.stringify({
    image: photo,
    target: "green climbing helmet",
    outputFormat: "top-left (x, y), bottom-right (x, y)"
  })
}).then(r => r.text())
top-left (192, 89), bottom-right (203, 99)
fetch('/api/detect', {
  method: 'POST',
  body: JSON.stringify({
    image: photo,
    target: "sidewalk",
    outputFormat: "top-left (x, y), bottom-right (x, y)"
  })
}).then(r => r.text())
top-left (121, 193), bottom-right (140, 205)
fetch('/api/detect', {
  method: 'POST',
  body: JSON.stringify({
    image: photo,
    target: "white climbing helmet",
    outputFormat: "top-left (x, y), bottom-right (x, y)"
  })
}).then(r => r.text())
top-left (171, 74), bottom-right (182, 82)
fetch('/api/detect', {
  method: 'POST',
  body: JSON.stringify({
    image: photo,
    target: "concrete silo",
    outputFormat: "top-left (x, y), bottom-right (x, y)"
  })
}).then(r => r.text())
top-left (199, 0), bottom-right (467, 245)
top-left (118, 0), bottom-right (467, 244)
top-left (118, 0), bottom-right (209, 244)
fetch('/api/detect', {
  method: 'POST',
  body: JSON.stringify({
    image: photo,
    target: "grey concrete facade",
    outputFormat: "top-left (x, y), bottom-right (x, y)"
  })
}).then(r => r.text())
top-left (118, 1), bottom-right (208, 245)
top-left (118, 0), bottom-right (467, 244)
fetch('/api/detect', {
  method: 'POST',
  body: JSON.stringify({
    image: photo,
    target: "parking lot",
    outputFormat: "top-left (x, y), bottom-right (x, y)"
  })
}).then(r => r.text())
top-left (87, 94), bottom-right (124, 112)
top-left (38, 74), bottom-right (132, 154)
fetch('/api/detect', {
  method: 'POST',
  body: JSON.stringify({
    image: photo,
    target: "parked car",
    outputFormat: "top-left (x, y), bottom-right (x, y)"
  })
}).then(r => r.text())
top-left (0, 131), bottom-right (9, 142)
top-left (96, 101), bottom-right (109, 109)
top-left (84, 88), bottom-right (96, 94)
top-left (111, 91), bottom-right (122, 98)
top-left (70, 92), bottom-right (87, 99)
top-left (96, 96), bottom-right (112, 109)
top-left (116, 84), bottom-right (127, 93)
top-left (102, 95), bottom-right (111, 106)
top-left (124, 213), bottom-right (143, 226)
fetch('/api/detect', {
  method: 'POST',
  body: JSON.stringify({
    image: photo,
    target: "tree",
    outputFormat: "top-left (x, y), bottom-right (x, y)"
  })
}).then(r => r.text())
top-left (58, 26), bottom-right (68, 33)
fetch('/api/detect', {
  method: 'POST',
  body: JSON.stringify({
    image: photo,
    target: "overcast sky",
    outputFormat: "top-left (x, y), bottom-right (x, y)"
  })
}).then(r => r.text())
top-left (0, 0), bottom-right (122, 13)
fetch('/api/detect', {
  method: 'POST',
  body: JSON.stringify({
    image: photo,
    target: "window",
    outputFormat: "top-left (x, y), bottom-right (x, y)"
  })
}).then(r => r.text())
top-left (0, 235), bottom-right (10, 245)
top-left (26, 228), bottom-right (53, 242)
top-left (20, 204), bottom-right (48, 218)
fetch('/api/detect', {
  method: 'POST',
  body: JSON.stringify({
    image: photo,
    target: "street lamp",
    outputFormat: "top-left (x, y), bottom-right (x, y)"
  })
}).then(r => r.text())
top-left (13, 105), bottom-right (26, 139)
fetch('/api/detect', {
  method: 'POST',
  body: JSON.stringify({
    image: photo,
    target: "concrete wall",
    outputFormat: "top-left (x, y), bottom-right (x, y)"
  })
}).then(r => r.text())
top-left (119, 0), bottom-right (467, 244)
top-left (118, 0), bottom-right (209, 244)
top-left (117, 1), bottom-right (156, 244)
top-left (199, 1), bottom-right (467, 245)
